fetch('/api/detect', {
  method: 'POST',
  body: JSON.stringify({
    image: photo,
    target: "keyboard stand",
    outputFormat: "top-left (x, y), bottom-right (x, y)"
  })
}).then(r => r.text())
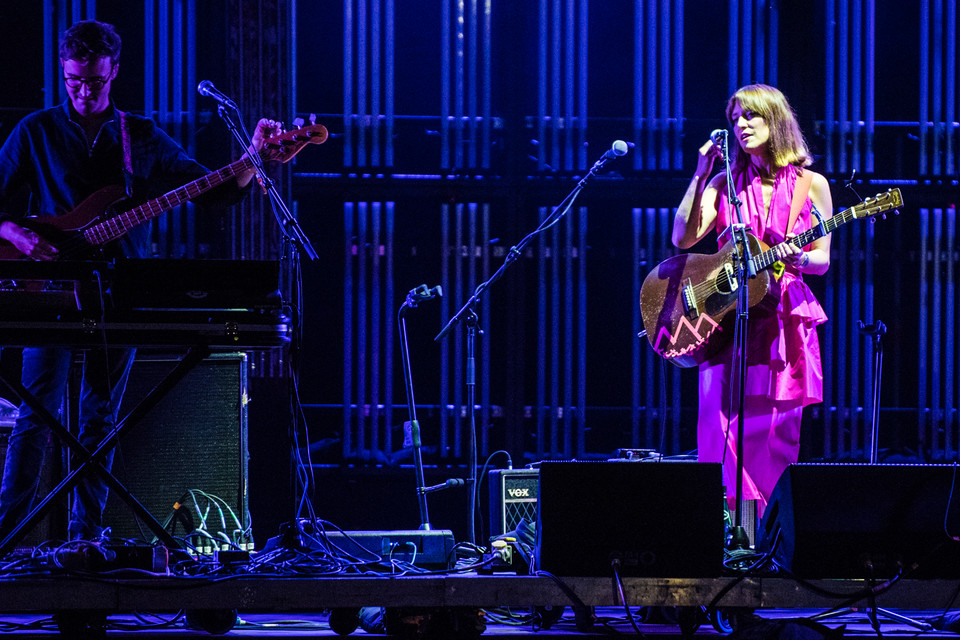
top-left (0, 344), bottom-right (211, 557)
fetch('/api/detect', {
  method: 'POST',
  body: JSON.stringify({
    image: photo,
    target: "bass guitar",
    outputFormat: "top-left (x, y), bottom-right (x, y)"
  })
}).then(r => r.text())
top-left (0, 122), bottom-right (328, 261)
top-left (639, 188), bottom-right (903, 368)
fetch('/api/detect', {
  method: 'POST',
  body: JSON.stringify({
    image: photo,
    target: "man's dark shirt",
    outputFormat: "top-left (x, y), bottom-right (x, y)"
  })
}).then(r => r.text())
top-left (0, 100), bottom-right (246, 258)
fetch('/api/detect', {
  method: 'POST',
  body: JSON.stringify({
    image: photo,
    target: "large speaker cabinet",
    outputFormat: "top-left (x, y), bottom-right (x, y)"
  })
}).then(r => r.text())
top-left (758, 463), bottom-right (960, 578)
top-left (100, 353), bottom-right (249, 546)
top-left (536, 461), bottom-right (724, 577)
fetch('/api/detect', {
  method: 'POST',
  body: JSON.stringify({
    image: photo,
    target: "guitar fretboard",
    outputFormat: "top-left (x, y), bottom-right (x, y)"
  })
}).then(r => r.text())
top-left (752, 204), bottom-right (859, 272)
top-left (82, 156), bottom-right (256, 246)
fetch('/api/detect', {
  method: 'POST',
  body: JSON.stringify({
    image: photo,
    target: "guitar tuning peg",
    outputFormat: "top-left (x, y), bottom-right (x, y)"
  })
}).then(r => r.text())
top-left (293, 116), bottom-right (304, 128)
top-left (309, 113), bottom-right (317, 125)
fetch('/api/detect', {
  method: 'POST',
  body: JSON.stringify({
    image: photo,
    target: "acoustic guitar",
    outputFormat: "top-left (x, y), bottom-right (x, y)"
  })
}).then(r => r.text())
top-left (639, 188), bottom-right (903, 368)
top-left (0, 122), bottom-right (328, 261)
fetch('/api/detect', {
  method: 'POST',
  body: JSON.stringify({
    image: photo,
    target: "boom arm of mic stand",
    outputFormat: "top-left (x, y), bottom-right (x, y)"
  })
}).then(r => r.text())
top-left (215, 105), bottom-right (319, 260)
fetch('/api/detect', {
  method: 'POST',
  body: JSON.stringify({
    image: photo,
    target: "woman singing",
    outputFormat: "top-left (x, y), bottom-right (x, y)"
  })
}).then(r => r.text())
top-left (671, 84), bottom-right (833, 515)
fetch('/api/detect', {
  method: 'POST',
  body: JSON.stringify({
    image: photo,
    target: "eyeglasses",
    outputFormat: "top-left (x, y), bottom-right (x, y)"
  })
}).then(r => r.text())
top-left (63, 75), bottom-right (110, 90)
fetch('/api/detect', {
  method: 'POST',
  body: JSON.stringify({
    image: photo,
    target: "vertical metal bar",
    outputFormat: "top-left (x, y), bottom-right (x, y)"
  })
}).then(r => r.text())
top-left (850, 223), bottom-right (862, 455)
top-left (632, 208), bottom-right (642, 445)
top-left (441, 0), bottom-right (450, 168)
top-left (455, 0), bottom-right (465, 170)
top-left (836, 232), bottom-right (848, 454)
top-left (768, 0), bottom-right (778, 86)
top-left (468, 202), bottom-right (478, 454)
top-left (357, 203), bottom-right (369, 452)
top-left (563, 212), bottom-right (573, 455)
top-left (839, 0), bottom-right (849, 174)
top-left (172, 0), bottom-right (184, 256)
top-left (933, 208), bottom-right (943, 452)
top-left (658, 0), bottom-right (669, 168)
top-left (673, 0), bottom-right (684, 169)
top-left (852, 0), bottom-right (862, 175)
top-left (644, 208), bottom-right (657, 447)
top-left (646, 0), bottom-right (656, 168)
top-left (344, 0), bottom-right (354, 167)
top-left (823, 241), bottom-right (835, 459)
top-left (385, 0), bottom-right (394, 166)
top-left (920, 0), bottom-right (930, 176)
top-left (537, 208), bottom-right (548, 455)
top-left (481, 204), bottom-right (491, 456)
top-left (918, 208), bottom-right (929, 457)
top-left (633, 0), bottom-right (644, 171)
top-left (371, 203), bottom-right (382, 453)
top-left (43, 0), bottom-right (55, 110)
top-left (385, 202), bottom-right (395, 450)
top-left (729, 0), bottom-right (739, 94)
top-left (550, 213), bottom-right (561, 455)
top-left (343, 204), bottom-right (356, 457)
top-left (538, 0), bottom-right (548, 172)
top-left (481, 0), bottom-right (491, 168)
top-left (866, 0), bottom-right (875, 173)
top-left (741, 0), bottom-right (752, 88)
top-left (577, 207), bottom-right (587, 456)
top-left (753, 0), bottom-right (764, 82)
top-left (564, 0), bottom-right (574, 171)
top-left (551, 0), bottom-right (561, 172)
top-left (577, 0), bottom-right (587, 170)
top-left (825, 0), bottom-right (835, 174)
top-left (357, 0), bottom-right (368, 167)
top-left (468, 0), bottom-right (478, 168)
top-left (440, 204), bottom-right (451, 457)
top-left (945, 208), bottom-right (956, 456)
top-left (453, 205), bottom-right (464, 458)
top-left (947, 0), bottom-right (956, 175)
top-left (934, 0), bottom-right (944, 176)
top-left (371, 0), bottom-right (381, 166)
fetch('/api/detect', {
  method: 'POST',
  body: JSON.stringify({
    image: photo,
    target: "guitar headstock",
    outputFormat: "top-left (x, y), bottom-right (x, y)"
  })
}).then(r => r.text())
top-left (851, 188), bottom-right (903, 220)
top-left (260, 116), bottom-right (329, 164)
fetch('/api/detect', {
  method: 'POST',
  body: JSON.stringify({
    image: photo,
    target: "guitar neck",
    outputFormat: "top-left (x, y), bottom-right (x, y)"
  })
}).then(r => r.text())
top-left (753, 205), bottom-right (858, 272)
top-left (83, 155), bottom-right (255, 247)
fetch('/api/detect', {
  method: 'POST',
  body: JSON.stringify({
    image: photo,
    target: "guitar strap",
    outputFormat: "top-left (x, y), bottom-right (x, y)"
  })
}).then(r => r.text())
top-left (118, 109), bottom-right (134, 198)
top-left (786, 167), bottom-right (814, 237)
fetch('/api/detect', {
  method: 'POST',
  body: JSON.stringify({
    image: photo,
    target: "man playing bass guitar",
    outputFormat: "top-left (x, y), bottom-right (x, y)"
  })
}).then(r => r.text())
top-left (0, 19), bottom-right (280, 544)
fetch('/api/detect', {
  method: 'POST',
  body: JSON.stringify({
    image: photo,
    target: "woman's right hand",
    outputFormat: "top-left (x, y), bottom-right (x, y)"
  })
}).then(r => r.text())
top-left (695, 138), bottom-right (721, 177)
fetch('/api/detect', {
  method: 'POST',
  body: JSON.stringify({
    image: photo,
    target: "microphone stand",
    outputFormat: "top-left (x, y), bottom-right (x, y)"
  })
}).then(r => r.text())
top-left (717, 131), bottom-right (755, 550)
top-left (214, 104), bottom-right (319, 260)
top-left (398, 284), bottom-right (448, 530)
top-left (434, 145), bottom-right (625, 544)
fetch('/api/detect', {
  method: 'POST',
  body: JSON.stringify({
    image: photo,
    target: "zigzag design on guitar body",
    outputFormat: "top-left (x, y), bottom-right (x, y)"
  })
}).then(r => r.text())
top-left (654, 313), bottom-right (722, 360)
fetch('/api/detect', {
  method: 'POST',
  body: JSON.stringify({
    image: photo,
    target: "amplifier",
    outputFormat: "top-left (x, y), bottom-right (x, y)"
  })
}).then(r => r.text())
top-left (488, 468), bottom-right (539, 537)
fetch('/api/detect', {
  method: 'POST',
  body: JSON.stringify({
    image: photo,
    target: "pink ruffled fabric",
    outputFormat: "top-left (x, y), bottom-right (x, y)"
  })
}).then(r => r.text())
top-left (700, 164), bottom-right (828, 512)
top-left (714, 164), bottom-right (827, 405)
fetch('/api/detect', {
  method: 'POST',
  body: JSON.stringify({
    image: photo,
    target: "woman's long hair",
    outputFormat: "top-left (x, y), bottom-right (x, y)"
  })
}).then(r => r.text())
top-left (725, 84), bottom-right (811, 175)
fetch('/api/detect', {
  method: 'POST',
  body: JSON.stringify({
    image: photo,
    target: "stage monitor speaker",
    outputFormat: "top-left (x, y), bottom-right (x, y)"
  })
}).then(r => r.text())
top-left (488, 468), bottom-right (538, 537)
top-left (535, 461), bottom-right (724, 577)
top-left (100, 353), bottom-right (249, 547)
top-left (757, 463), bottom-right (960, 579)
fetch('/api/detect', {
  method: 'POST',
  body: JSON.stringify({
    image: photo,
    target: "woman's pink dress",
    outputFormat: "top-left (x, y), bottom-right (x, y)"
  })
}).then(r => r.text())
top-left (698, 164), bottom-right (827, 514)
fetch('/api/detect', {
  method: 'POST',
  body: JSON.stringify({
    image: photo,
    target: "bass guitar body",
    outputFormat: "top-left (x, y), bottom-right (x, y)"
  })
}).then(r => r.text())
top-left (0, 185), bottom-right (128, 260)
top-left (639, 233), bottom-right (780, 368)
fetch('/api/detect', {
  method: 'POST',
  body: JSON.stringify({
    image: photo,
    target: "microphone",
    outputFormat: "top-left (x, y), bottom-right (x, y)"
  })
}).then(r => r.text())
top-left (420, 478), bottom-right (464, 494)
top-left (710, 129), bottom-right (728, 146)
top-left (588, 139), bottom-right (629, 173)
top-left (407, 284), bottom-right (443, 306)
top-left (197, 80), bottom-right (238, 109)
top-left (603, 139), bottom-right (629, 160)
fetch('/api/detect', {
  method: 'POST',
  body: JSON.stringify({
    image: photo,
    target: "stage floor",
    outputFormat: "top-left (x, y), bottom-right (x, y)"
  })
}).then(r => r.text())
top-left (0, 608), bottom-right (957, 638)
top-left (0, 574), bottom-right (957, 637)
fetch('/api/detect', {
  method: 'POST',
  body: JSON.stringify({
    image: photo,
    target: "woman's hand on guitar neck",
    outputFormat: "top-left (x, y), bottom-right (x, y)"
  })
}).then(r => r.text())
top-left (0, 221), bottom-right (58, 261)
